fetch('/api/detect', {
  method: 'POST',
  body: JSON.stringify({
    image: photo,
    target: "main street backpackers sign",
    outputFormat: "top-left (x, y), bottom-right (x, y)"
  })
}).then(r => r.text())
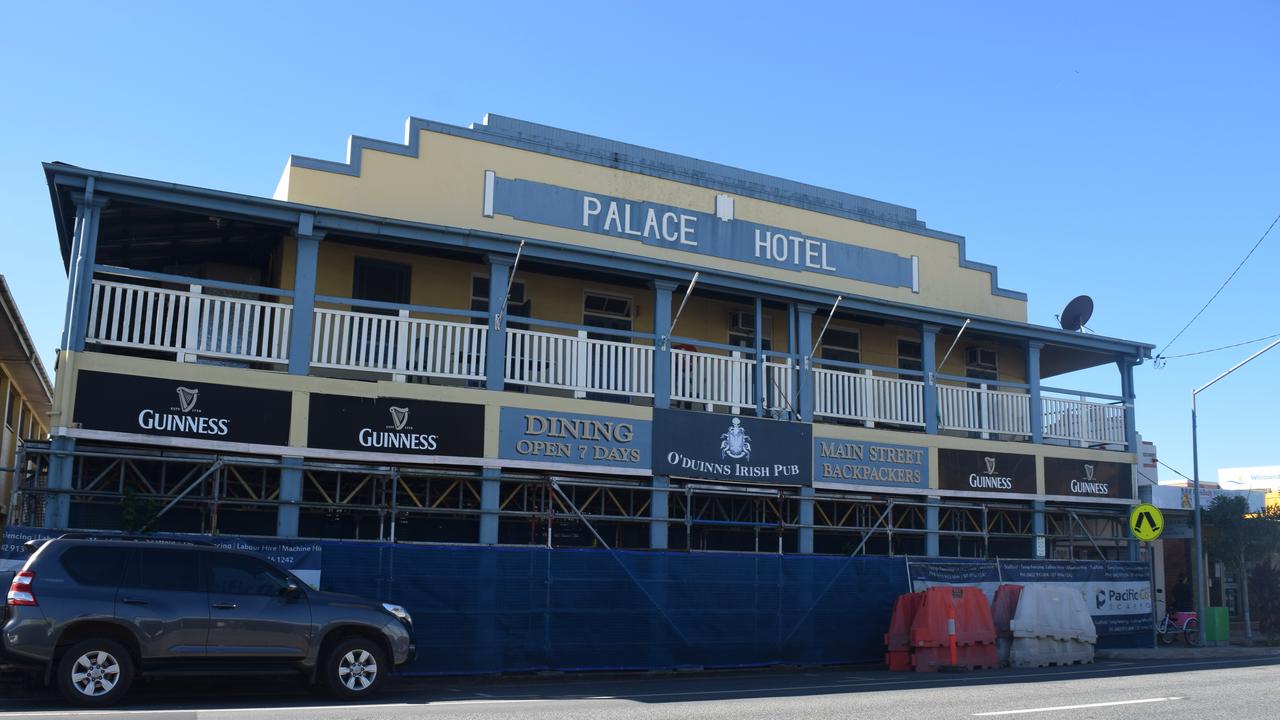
top-left (652, 409), bottom-right (811, 485)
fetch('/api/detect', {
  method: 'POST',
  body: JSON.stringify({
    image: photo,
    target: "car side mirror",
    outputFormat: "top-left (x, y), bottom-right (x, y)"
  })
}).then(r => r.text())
top-left (281, 581), bottom-right (301, 599)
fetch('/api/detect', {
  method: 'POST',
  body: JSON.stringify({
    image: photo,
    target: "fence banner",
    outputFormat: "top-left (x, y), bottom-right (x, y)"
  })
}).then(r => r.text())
top-left (907, 557), bottom-right (1153, 647)
top-left (1, 527), bottom-right (322, 589)
top-left (999, 560), bottom-right (1152, 638)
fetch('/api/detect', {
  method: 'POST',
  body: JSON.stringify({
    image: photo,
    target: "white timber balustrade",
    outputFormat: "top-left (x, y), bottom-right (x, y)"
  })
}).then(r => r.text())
top-left (1042, 396), bottom-right (1127, 448)
top-left (937, 383), bottom-right (1031, 437)
top-left (87, 279), bottom-right (291, 364)
top-left (505, 328), bottom-right (653, 397)
top-left (671, 348), bottom-right (754, 411)
top-left (813, 367), bottom-right (925, 427)
top-left (764, 359), bottom-right (796, 414)
top-left (311, 307), bottom-right (487, 381)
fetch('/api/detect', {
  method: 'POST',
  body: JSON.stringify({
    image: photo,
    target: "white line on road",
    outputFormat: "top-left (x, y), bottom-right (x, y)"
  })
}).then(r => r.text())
top-left (973, 697), bottom-right (1184, 716)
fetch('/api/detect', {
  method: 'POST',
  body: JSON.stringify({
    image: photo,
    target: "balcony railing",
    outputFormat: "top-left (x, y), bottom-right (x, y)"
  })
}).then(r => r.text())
top-left (82, 275), bottom-right (1132, 449)
top-left (312, 306), bottom-right (487, 381)
top-left (505, 327), bottom-right (653, 398)
top-left (1043, 395), bottom-right (1126, 447)
top-left (814, 367), bottom-right (925, 428)
top-left (937, 382), bottom-right (1032, 437)
top-left (87, 279), bottom-right (291, 365)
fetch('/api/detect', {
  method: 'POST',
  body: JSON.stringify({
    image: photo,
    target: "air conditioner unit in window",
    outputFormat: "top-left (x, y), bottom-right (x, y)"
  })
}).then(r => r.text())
top-left (728, 312), bottom-right (773, 337)
top-left (966, 348), bottom-right (998, 369)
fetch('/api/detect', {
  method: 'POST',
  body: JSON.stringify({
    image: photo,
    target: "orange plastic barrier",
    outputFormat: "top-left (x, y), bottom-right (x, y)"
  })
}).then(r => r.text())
top-left (910, 586), bottom-right (996, 648)
top-left (883, 591), bottom-right (924, 671)
top-left (991, 584), bottom-right (1024, 637)
top-left (892, 586), bottom-right (999, 672)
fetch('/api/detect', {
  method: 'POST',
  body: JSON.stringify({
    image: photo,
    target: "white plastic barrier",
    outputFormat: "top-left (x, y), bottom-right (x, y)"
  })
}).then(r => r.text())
top-left (1007, 583), bottom-right (1098, 668)
top-left (1009, 637), bottom-right (1095, 668)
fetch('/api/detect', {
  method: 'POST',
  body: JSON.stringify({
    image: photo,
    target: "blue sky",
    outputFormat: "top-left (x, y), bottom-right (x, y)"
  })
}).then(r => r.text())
top-left (2, 1), bottom-right (1277, 484)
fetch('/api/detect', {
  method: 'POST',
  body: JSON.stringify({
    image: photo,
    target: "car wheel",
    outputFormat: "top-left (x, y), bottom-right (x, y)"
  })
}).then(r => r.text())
top-left (56, 639), bottom-right (133, 707)
top-left (321, 637), bottom-right (387, 699)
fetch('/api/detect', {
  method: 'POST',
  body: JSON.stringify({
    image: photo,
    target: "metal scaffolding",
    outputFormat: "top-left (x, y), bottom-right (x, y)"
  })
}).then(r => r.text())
top-left (7, 441), bottom-right (1133, 559)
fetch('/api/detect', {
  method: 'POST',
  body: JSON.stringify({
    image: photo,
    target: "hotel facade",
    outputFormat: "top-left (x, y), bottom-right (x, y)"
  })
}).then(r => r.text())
top-left (21, 115), bottom-right (1152, 560)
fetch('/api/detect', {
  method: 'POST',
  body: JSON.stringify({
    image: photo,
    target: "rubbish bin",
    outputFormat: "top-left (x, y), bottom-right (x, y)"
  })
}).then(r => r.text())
top-left (1203, 606), bottom-right (1230, 645)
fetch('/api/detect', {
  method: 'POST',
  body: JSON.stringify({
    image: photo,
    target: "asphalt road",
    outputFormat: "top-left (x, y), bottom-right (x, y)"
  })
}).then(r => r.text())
top-left (1, 656), bottom-right (1277, 719)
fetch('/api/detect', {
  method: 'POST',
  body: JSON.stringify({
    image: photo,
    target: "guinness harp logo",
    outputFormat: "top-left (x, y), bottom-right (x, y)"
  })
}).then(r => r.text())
top-left (1084, 464), bottom-right (1096, 481)
top-left (389, 406), bottom-right (410, 431)
top-left (175, 387), bottom-right (200, 413)
top-left (984, 456), bottom-right (997, 474)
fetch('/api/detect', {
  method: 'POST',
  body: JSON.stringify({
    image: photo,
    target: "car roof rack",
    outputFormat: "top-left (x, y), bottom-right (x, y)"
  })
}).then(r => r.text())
top-left (56, 532), bottom-right (216, 547)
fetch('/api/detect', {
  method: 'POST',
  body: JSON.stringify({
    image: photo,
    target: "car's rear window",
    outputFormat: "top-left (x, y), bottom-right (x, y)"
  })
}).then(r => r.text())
top-left (59, 546), bottom-right (128, 587)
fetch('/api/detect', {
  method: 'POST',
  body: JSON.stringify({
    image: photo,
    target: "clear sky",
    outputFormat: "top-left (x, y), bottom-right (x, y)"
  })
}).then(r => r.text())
top-left (1, 1), bottom-right (1276, 484)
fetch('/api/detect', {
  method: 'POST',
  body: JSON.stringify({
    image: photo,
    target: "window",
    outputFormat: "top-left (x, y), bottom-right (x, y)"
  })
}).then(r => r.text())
top-left (122, 548), bottom-right (202, 592)
top-left (583, 292), bottom-right (633, 333)
top-left (60, 547), bottom-right (128, 587)
top-left (471, 275), bottom-right (529, 329)
top-left (727, 312), bottom-right (773, 352)
top-left (5, 386), bottom-right (17, 430)
top-left (898, 339), bottom-right (923, 372)
top-left (208, 553), bottom-right (292, 596)
top-left (965, 347), bottom-right (999, 382)
top-left (820, 328), bottom-right (860, 364)
top-left (352, 257), bottom-right (411, 311)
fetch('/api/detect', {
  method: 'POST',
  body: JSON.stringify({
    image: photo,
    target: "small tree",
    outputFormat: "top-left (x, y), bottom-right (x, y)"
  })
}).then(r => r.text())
top-left (1204, 496), bottom-right (1280, 640)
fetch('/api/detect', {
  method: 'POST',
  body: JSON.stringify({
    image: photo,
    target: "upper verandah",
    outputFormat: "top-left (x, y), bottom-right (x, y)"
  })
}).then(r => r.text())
top-left (276, 115), bottom-right (1029, 323)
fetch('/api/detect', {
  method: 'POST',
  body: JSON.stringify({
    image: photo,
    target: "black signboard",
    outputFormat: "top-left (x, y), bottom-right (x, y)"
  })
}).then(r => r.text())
top-left (938, 449), bottom-right (1036, 495)
top-left (308, 394), bottom-right (484, 457)
top-left (73, 370), bottom-right (292, 445)
top-left (1044, 457), bottom-right (1133, 500)
top-left (652, 408), bottom-right (812, 486)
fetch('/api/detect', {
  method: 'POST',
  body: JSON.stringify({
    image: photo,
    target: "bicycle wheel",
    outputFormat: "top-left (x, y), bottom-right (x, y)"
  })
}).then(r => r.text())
top-left (1184, 618), bottom-right (1201, 647)
top-left (1157, 620), bottom-right (1176, 645)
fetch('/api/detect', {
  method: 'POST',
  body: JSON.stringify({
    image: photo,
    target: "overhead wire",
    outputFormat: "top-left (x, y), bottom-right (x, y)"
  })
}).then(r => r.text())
top-left (1153, 210), bottom-right (1279, 364)
top-left (1159, 332), bottom-right (1280, 360)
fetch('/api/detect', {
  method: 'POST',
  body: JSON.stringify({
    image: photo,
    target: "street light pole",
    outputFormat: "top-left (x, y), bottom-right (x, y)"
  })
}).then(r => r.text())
top-left (1189, 336), bottom-right (1280, 643)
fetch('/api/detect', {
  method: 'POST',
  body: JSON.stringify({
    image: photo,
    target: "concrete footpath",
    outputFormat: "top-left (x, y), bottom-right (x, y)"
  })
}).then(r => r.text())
top-left (1099, 644), bottom-right (1280, 660)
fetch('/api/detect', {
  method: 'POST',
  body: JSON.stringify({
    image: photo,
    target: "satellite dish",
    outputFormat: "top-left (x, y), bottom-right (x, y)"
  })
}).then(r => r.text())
top-left (1059, 295), bottom-right (1094, 332)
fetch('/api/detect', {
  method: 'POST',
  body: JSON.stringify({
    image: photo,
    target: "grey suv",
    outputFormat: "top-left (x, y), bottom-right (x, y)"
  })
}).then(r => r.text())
top-left (1, 535), bottom-right (415, 707)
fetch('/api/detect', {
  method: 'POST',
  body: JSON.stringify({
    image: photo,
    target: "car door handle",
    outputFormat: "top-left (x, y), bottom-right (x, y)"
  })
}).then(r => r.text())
top-left (120, 597), bottom-right (148, 606)
top-left (211, 602), bottom-right (238, 610)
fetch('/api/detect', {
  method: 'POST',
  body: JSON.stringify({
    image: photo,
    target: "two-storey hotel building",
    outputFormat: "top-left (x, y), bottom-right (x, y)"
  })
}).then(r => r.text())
top-left (21, 114), bottom-right (1152, 559)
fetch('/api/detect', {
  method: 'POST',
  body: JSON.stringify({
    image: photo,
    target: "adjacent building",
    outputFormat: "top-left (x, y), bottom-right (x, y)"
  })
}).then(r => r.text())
top-left (0, 275), bottom-right (53, 524)
top-left (22, 114), bottom-right (1152, 558)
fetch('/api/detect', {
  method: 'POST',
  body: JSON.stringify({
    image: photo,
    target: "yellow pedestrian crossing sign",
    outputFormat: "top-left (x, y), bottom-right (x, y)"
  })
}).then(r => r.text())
top-left (1129, 503), bottom-right (1164, 541)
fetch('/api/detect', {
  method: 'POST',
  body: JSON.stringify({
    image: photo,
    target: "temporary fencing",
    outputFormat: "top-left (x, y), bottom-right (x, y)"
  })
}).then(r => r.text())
top-left (1007, 583), bottom-right (1097, 668)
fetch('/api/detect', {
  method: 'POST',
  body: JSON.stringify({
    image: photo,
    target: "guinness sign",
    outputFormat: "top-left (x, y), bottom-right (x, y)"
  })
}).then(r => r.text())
top-left (938, 449), bottom-right (1036, 495)
top-left (307, 394), bottom-right (484, 457)
top-left (1045, 458), bottom-right (1133, 500)
top-left (73, 371), bottom-right (291, 445)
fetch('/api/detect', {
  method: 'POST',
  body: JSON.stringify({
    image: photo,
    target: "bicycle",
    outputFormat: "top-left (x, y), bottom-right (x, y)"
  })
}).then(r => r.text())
top-left (1155, 594), bottom-right (1201, 646)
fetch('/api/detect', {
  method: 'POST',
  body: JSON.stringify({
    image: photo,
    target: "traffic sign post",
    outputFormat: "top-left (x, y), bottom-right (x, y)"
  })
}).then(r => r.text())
top-left (1129, 503), bottom-right (1164, 542)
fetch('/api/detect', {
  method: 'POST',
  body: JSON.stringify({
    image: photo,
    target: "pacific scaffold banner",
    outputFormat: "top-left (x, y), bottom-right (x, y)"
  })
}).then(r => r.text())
top-left (907, 558), bottom-right (1152, 642)
top-left (0, 526), bottom-right (323, 589)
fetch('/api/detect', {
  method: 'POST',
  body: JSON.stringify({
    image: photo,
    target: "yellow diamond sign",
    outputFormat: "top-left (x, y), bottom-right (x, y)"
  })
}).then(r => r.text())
top-left (1129, 503), bottom-right (1164, 541)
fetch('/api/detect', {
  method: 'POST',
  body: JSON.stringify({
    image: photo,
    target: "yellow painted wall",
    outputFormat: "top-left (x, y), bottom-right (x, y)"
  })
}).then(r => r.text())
top-left (1, 369), bottom-right (51, 517)
top-left (277, 128), bottom-right (1027, 323)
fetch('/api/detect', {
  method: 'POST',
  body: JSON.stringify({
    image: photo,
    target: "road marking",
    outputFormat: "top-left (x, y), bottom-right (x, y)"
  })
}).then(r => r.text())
top-left (973, 697), bottom-right (1183, 716)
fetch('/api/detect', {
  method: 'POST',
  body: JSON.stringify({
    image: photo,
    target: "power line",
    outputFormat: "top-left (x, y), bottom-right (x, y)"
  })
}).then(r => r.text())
top-left (1154, 210), bottom-right (1280, 362)
top-left (1158, 332), bottom-right (1280, 361)
top-left (1157, 459), bottom-right (1193, 484)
